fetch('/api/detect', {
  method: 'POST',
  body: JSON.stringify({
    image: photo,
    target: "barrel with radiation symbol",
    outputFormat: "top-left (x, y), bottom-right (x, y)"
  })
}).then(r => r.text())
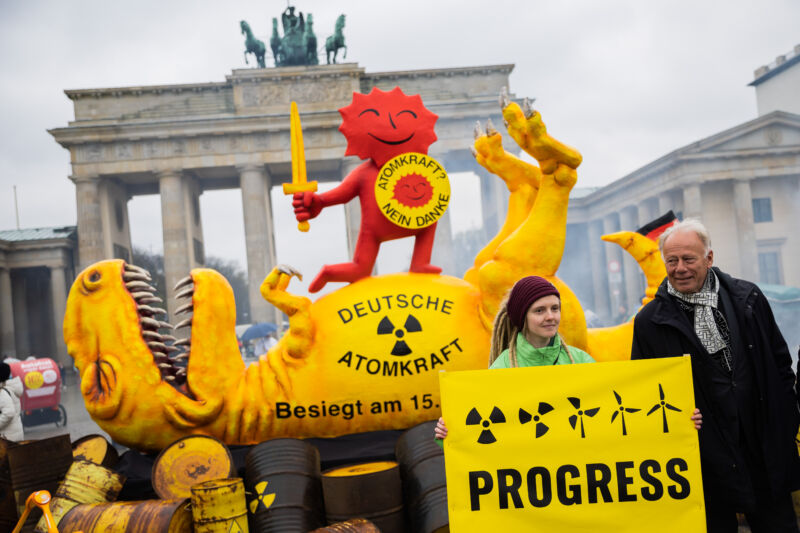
top-left (245, 438), bottom-right (325, 532)
top-left (190, 477), bottom-right (249, 533)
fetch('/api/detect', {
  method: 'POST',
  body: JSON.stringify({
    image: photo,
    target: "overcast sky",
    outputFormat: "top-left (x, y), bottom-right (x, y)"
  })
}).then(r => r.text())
top-left (1, 0), bottom-right (798, 298)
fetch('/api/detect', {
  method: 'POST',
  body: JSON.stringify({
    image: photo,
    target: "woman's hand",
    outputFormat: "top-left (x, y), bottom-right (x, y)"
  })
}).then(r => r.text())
top-left (434, 417), bottom-right (448, 440)
top-left (690, 408), bottom-right (702, 430)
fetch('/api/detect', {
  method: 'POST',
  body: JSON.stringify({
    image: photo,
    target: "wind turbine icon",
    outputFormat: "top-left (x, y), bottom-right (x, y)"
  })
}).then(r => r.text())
top-left (610, 390), bottom-right (640, 436)
top-left (567, 397), bottom-right (600, 438)
top-left (646, 384), bottom-right (682, 433)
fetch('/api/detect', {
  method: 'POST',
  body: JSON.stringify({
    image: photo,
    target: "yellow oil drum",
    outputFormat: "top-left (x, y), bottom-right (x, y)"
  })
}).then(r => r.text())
top-left (71, 434), bottom-right (119, 469)
top-left (322, 461), bottom-right (405, 533)
top-left (310, 518), bottom-right (381, 532)
top-left (191, 477), bottom-right (249, 533)
top-left (152, 435), bottom-right (234, 500)
top-left (57, 498), bottom-right (192, 532)
top-left (34, 459), bottom-right (125, 532)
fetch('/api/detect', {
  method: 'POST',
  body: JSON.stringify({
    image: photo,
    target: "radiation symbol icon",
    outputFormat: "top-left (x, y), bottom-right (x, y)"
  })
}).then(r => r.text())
top-left (519, 402), bottom-right (554, 438)
top-left (377, 315), bottom-right (422, 356)
top-left (248, 480), bottom-right (276, 514)
top-left (466, 406), bottom-right (506, 444)
top-left (228, 520), bottom-right (246, 533)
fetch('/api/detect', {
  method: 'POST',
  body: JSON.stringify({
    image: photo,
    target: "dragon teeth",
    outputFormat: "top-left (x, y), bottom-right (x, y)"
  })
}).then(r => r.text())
top-left (175, 287), bottom-right (194, 300)
top-left (124, 263), bottom-right (151, 278)
top-left (126, 281), bottom-right (156, 292)
top-left (123, 272), bottom-right (150, 282)
top-left (164, 345), bottom-right (180, 354)
top-left (147, 341), bottom-right (168, 353)
top-left (174, 317), bottom-right (192, 330)
top-left (142, 330), bottom-right (163, 341)
top-left (165, 375), bottom-right (176, 382)
top-left (175, 302), bottom-right (193, 315)
top-left (137, 304), bottom-right (167, 316)
top-left (161, 334), bottom-right (177, 343)
top-left (140, 317), bottom-right (161, 330)
top-left (172, 352), bottom-right (189, 361)
top-left (158, 321), bottom-right (174, 330)
top-left (173, 338), bottom-right (190, 347)
top-left (173, 276), bottom-right (193, 291)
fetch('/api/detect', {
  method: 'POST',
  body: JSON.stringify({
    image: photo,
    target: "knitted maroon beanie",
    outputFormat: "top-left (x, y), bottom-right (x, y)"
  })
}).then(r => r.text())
top-left (507, 276), bottom-right (560, 330)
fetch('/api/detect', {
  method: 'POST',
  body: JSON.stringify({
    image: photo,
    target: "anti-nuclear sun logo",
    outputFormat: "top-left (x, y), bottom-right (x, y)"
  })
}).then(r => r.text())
top-left (375, 152), bottom-right (450, 230)
top-left (377, 314), bottom-right (423, 356)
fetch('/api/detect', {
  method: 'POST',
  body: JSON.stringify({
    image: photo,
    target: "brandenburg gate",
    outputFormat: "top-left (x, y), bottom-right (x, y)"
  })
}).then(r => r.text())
top-left (49, 63), bottom-right (518, 325)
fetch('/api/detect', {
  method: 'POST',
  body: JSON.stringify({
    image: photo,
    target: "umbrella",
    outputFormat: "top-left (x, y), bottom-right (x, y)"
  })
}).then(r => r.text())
top-left (240, 322), bottom-right (278, 342)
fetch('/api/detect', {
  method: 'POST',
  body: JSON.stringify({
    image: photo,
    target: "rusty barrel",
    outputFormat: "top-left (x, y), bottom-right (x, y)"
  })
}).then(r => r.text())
top-left (8, 435), bottom-right (73, 531)
top-left (152, 435), bottom-right (234, 500)
top-left (71, 434), bottom-right (119, 469)
top-left (395, 420), bottom-right (450, 533)
top-left (245, 438), bottom-right (325, 532)
top-left (322, 461), bottom-right (405, 533)
top-left (57, 498), bottom-right (192, 532)
top-left (310, 518), bottom-right (381, 532)
top-left (191, 477), bottom-right (249, 533)
top-left (34, 459), bottom-right (125, 532)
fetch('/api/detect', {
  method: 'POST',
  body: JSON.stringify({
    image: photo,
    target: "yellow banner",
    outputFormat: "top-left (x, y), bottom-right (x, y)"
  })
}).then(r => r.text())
top-left (440, 357), bottom-right (705, 532)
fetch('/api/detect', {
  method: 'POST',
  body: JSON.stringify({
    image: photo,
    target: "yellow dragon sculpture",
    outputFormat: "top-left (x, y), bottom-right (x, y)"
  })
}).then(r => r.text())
top-left (64, 92), bottom-right (666, 451)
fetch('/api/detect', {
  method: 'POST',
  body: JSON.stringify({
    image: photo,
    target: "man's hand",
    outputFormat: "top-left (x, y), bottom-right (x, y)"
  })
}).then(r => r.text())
top-left (434, 417), bottom-right (448, 440)
top-left (691, 408), bottom-right (702, 430)
top-left (292, 191), bottom-right (322, 222)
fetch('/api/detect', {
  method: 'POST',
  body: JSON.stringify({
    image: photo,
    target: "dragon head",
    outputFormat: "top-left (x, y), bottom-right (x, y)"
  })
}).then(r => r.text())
top-left (64, 259), bottom-right (239, 450)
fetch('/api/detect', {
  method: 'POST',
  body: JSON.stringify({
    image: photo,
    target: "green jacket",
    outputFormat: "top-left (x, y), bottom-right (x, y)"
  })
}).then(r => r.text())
top-left (490, 333), bottom-right (595, 368)
top-left (435, 334), bottom-right (594, 448)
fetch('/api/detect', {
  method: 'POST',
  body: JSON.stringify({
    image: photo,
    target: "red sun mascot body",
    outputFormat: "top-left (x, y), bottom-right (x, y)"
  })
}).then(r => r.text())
top-left (293, 87), bottom-right (441, 293)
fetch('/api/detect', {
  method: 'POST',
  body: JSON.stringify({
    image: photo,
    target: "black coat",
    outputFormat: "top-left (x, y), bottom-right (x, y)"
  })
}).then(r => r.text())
top-left (631, 267), bottom-right (800, 501)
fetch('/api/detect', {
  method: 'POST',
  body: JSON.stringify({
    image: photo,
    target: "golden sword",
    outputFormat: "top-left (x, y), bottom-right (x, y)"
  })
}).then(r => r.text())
top-left (283, 101), bottom-right (318, 232)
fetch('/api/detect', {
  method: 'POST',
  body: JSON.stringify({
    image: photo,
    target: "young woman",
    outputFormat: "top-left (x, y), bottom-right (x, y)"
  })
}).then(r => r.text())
top-left (0, 362), bottom-right (23, 441)
top-left (434, 276), bottom-right (700, 441)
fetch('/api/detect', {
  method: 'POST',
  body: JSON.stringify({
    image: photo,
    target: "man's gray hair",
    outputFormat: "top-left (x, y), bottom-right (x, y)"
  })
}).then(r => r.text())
top-left (658, 218), bottom-right (712, 256)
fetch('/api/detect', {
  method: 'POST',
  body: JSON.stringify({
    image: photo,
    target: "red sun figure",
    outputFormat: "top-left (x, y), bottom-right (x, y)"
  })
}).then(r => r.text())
top-left (393, 173), bottom-right (434, 208)
top-left (293, 87), bottom-right (440, 292)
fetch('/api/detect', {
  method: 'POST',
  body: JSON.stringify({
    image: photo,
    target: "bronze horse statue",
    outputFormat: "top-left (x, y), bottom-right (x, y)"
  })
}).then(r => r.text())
top-left (325, 14), bottom-right (346, 64)
top-left (240, 20), bottom-right (266, 68)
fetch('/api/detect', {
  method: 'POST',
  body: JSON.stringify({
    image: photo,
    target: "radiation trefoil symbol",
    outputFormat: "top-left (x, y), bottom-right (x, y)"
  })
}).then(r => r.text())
top-left (519, 402), bottom-right (554, 438)
top-left (646, 384), bottom-right (682, 433)
top-left (567, 397), bottom-right (600, 439)
top-left (466, 406), bottom-right (506, 444)
top-left (377, 315), bottom-right (422, 356)
top-left (249, 480), bottom-right (276, 514)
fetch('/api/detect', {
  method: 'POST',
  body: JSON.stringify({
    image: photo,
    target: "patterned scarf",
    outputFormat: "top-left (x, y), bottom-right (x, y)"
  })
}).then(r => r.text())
top-left (667, 269), bottom-right (729, 363)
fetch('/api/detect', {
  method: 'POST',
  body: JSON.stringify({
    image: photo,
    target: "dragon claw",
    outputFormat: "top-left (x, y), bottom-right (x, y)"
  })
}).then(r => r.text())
top-left (499, 86), bottom-right (510, 109)
top-left (522, 97), bottom-right (535, 119)
top-left (277, 264), bottom-right (303, 280)
top-left (474, 121), bottom-right (484, 139)
top-left (469, 145), bottom-right (478, 158)
top-left (486, 118), bottom-right (498, 136)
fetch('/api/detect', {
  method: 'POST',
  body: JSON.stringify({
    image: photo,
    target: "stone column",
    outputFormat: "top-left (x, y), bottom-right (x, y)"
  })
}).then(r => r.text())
top-left (74, 177), bottom-right (105, 270)
top-left (11, 274), bottom-right (29, 357)
top-left (50, 266), bottom-right (69, 368)
top-left (0, 268), bottom-right (15, 358)
top-left (341, 158), bottom-right (363, 258)
top-left (603, 213), bottom-right (626, 318)
top-left (432, 210), bottom-right (456, 276)
top-left (682, 183), bottom-right (703, 220)
top-left (640, 198), bottom-right (660, 225)
top-left (587, 220), bottom-right (611, 321)
top-left (619, 206), bottom-right (644, 312)
top-left (159, 169), bottom-right (193, 322)
top-left (240, 164), bottom-right (279, 326)
top-left (477, 168), bottom-right (508, 242)
top-left (733, 179), bottom-right (758, 281)
top-left (657, 190), bottom-right (673, 217)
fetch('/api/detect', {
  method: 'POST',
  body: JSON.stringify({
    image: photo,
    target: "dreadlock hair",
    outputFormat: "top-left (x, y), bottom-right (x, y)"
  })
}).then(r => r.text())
top-left (488, 294), bottom-right (575, 368)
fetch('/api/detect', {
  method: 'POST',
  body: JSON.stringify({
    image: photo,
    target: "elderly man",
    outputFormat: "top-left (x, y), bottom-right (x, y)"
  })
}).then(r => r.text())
top-left (631, 219), bottom-right (800, 532)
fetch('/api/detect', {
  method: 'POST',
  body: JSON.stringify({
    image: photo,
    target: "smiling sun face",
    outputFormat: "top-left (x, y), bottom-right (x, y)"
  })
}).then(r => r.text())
top-left (392, 173), bottom-right (433, 208)
top-left (339, 87), bottom-right (438, 167)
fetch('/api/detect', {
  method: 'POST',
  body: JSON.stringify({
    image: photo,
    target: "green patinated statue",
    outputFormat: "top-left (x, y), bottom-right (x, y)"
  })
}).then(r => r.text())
top-left (325, 14), bottom-right (346, 64)
top-left (240, 20), bottom-right (266, 69)
top-left (270, 5), bottom-right (320, 67)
